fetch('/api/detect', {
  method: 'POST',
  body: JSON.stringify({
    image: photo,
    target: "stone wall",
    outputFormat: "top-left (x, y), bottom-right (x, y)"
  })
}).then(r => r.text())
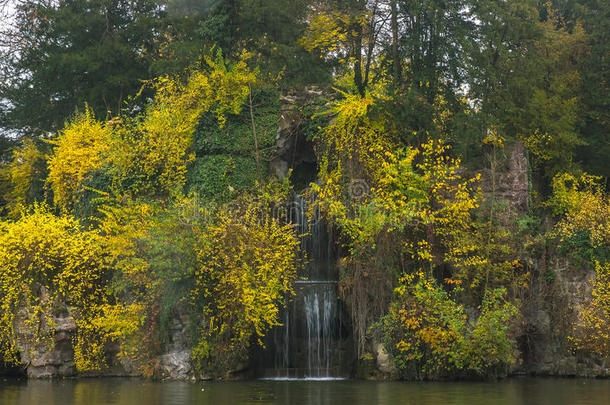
top-left (15, 316), bottom-right (77, 378)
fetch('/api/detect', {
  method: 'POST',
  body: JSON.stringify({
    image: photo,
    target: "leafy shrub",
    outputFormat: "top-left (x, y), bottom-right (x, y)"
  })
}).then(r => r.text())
top-left (192, 194), bottom-right (299, 375)
top-left (571, 261), bottom-right (610, 357)
top-left (0, 205), bottom-right (109, 366)
top-left (381, 272), bottom-right (518, 380)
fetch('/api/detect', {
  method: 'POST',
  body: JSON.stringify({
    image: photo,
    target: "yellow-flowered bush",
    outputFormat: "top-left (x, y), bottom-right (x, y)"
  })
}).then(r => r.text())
top-left (550, 172), bottom-right (610, 249)
top-left (552, 174), bottom-right (610, 357)
top-left (193, 199), bottom-right (299, 374)
top-left (0, 138), bottom-right (48, 217)
top-left (47, 52), bottom-right (258, 206)
top-left (381, 272), bottom-right (518, 380)
top-left (0, 205), bottom-right (108, 366)
top-left (92, 196), bottom-right (201, 374)
top-left (112, 52), bottom-right (257, 198)
top-left (47, 107), bottom-right (113, 210)
top-left (571, 261), bottom-right (610, 357)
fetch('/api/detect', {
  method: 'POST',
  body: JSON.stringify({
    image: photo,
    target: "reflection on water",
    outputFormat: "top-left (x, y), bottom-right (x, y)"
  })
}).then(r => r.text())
top-left (1, 377), bottom-right (610, 405)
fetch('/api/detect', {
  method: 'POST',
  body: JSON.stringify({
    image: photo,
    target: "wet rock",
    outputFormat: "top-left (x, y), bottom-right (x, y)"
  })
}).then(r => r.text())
top-left (156, 350), bottom-right (193, 380)
top-left (15, 316), bottom-right (77, 378)
top-left (374, 342), bottom-right (395, 375)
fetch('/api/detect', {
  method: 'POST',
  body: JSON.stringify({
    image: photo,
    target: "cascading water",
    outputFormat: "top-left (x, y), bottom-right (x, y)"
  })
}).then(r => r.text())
top-left (302, 281), bottom-right (337, 376)
top-left (260, 193), bottom-right (347, 379)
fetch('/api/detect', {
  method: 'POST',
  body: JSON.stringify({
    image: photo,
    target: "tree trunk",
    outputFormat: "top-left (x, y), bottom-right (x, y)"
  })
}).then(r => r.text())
top-left (353, 0), bottom-right (366, 97)
top-left (391, 0), bottom-right (402, 87)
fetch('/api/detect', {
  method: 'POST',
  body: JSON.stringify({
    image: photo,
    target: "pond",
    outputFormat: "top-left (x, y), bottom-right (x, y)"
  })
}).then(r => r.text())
top-left (1, 377), bottom-right (609, 405)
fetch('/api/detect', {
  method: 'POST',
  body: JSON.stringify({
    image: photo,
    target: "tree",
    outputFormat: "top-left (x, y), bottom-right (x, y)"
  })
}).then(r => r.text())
top-left (571, 0), bottom-right (610, 178)
top-left (154, 0), bottom-right (329, 85)
top-left (396, 0), bottom-right (474, 102)
top-left (0, 0), bottom-right (165, 134)
top-left (300, 0), bottom-right (389, 96)
top-left (468, 1), bottom-right (587, 178)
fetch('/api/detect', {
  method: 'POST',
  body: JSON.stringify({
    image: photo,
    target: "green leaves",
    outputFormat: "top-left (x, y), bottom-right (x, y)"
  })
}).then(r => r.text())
top-left (382, 273), bottom-right (518, 380)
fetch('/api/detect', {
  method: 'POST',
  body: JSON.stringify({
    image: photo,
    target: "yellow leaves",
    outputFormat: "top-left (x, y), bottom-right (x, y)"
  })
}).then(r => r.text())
top-left (383, 275), bottom-right (518, 378)
top-left (315, 103), bottom-right (483, 275)
top-left (1, 138), bottom-right (47, 216)
top-left (572, 262), bottom-right (610, 357)
top-left (482, 126), bottom-right (505, 148)
top-left (299, 10), bottom-right (355, 56)
top-left (192, 199), bottom-right (299, 365)
top-left (522, 129), bottom-right (554, 161)
top-left (444, 278), bottom-right (463, 286)
top-left (96, 198), bottom-right (157, 276)
top-left (47, 107), bottom-right (113, 210)
top-left (550, 172), bottom-right (609, 248)
top-left (0, 205), bottom-right (108, 365)
top-left (46, 52), bottom-right (258, 204)
top-left (119, 53), bottom-right (256, 197)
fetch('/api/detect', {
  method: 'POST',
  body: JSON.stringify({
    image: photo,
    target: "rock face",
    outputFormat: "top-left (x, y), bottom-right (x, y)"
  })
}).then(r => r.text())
top-left (12, 309), bottom-right (198, 380)
top-left (517, 266), bottom-right (609, 377)
top-left (481, 141), bottom-right (530, 214)
top-left (15, 316), bottom-right (77, 378)
top-left (270, 87), bottom-right (325, 183)
top-left (374, 342), bottom-right (397, 376)
top-left (153, 312), bottom-right (194, 380)
top-left (505, 141), bottom-right (529, 212)
top-left (156, 350), bottom-right (193, 380)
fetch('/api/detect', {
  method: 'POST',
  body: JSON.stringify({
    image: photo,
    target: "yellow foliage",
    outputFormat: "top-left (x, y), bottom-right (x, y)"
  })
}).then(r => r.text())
top-left (383, 273), bottom-right (518, 379)
top-left (96, 199), bottom-right (159, 286)
top-left (47, 107), bottom-right (113, 210)
top-left (299, 9), bottom-right (362, 60)
top-left (0, 138), bottom-right (47, 216)
top-left (112, 52), bottom-right (257, 197)
top-left (312, 91), bottom-right (395, 224)
top-left (572, 262), bottom-right (610, 357)
top-left (316, 134), bottom-right (482, 274)
top-left (78, 303), bottom-right (146, 370)
top-left (46, 52), bottom-right (258, 206)
top-left (551, 172), bottom-right (610, 248)
top-left (0, 205), bottom-right (108, 366)
top-left (193, 203), bottom-right (299, 370)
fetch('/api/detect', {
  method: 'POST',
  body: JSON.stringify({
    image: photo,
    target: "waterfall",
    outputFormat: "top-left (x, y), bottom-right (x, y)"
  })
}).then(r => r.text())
top-left (260, 192), bottom-right (346, 379)
top-left (302, 281), bottom-right (337, 377)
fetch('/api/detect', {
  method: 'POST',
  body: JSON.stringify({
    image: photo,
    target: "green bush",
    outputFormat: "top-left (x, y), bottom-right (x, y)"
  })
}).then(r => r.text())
top-left (381, 272), bottom-right (519, 380)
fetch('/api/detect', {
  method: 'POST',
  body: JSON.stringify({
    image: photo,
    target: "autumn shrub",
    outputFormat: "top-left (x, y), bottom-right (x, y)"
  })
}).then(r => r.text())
top-left (47, 108), bottom-right (113, 211)
top-left (550, 172), bottom-right (609, 251)
top-left (0, 138), bottom-right (48, 217)
top-left (315, 135), bottom-right (486, 354)
top-left (0, 202), bottom-right (190, 373)
top-left (192, 199), bottom-right (300, 375)
top-left (94, 196), bottom-right (202, 372)
top-left (380, 272), bottom-right (518, 380)
top-left (548, 172), bottom-right (610, 358)
top-left (0, 205), bottom-right (109, 366)
top-left (571, 261), bottom-right (610, 357)
top-left (380, 272), bottom-right (466, 380)
top-left (459, 288), bottom-right (520, 378)
top-left (46, 52), bottom-right (258, 209)
top-left (110, 52), bottom-right (257, 198)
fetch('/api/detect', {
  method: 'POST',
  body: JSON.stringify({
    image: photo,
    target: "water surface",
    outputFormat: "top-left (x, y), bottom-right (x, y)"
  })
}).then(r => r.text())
top-left (1, 377), bottom-right (609, 405)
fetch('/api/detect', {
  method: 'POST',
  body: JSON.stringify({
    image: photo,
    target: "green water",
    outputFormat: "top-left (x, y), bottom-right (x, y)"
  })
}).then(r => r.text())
top-left (1, 377), bottom-right (609, 405)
